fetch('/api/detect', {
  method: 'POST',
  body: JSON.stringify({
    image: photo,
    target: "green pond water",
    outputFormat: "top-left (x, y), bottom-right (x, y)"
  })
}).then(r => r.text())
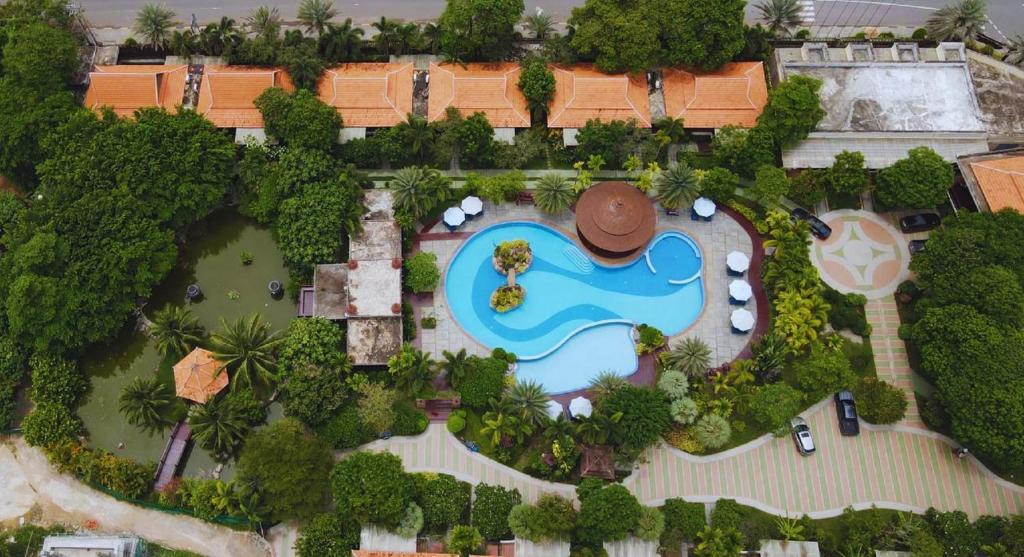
top-left (77, 210), bottom-right (296, 480)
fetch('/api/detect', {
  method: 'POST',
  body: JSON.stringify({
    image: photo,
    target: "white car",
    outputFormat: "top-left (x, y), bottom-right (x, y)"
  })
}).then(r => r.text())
top-left (791, 417), bottom-right (816, 456)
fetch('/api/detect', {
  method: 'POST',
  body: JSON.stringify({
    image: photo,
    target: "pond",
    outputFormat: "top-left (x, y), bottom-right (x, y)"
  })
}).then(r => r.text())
top-left (77, 210), bottom-right (296, 479)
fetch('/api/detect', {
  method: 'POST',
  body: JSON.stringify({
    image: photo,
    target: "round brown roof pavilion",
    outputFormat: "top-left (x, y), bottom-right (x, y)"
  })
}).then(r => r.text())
top-left (575, 181), bottom-right (656, 259)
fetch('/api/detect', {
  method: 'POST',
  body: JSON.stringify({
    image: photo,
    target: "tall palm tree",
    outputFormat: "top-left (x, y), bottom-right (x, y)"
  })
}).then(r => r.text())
top-left (133, 3), bottom-right (177, 49)
top-left (168, 30), bottom-right (199, 58)
top-left (209, 313), bottom-right (283, 392)
top-left (755, 0), bottom-right (803, 37)
top-left (654, 164), bottom-right (701, 210)
top-left (534, 174), bottom-right (575, 214)
top-left (421, 22), bottom-right (443, 55)
top-left (119, 377), bottom-right (174, 434)
top-left (189, 396), bottom-right (249, 460)
top-left (394, 22), bottom-right (421, 55)
top-left (661, 337), bottom-right (712, 378)
top-left (507, 380), bottom-right (550, 427)
top-left (372, 17), bottom-right (400, 55)
top-left (298, 0), bottom-right (337, 36)
top-left (523, 9), bottom-right (554, 40)
top-left (320, 18), bottom-right (364, 61)
top-left (587, 371), bottom-right (627, 403)
top-left (281, 46), bottom-right (324, 90)
top-left (481, 411), bottom-right (531, 446)
top-left (245, 6), bottom-right (282, 39)
top-left (388, 345), bottom-right (437, 397)
top-left (925, 0), bottom-right (987, 41)
top-left (1006, 35), bottom-right (1024, 66)
top-left (388, 166), bottom-right (450, 219)
top-left (200, 17), bottom-right (241, 56)
top-left (149, 306), bottom-right (204, 359)
top-left (542, 414), bottom-right (574, 442)
top-left (574, 411), bottom-right (621, 445)
top-left (441, 348), bottom-right (469, 388)
top-left (397, 114), bottom-right (433, 164)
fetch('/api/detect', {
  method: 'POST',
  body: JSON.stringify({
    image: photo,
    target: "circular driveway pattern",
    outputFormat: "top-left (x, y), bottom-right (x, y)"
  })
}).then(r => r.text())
top-left (809, 210), bottom-right (911, 299)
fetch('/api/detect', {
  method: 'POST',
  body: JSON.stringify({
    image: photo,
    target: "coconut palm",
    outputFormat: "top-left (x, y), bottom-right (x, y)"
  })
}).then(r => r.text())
top-left (372, 17), bottom-right (400, 55)
top-left (587, 371), bottom-right (627, 403)
top-left (245, 6), bottom-right (282, 38)
top-left (1006, 35), bottom-right (1024, 66)
top-left (394, 22), bottom-right (421, 55)
top-left (189, 396), bottom-right (249, 459)
top-left (441, 348), bottom-right (469, 388)
top-left (297, 0), bottom-right (337, 36)
top-left (119, 377), bottom-right (174, 434)
top-left (507, 380), bottom-right (551, 427)
top-left (925, 0), bottom-right (987, 41)
top-left (661, 337), bottom-right (711, 378)
top-left (396, 113), bottom-right (433, 164)
top-left (150, 306), bottom-right (205, 358)
top-left (755, 0), bottom-right (803, 37)
top-left (481, 411), bottom-right (531, 446)
top-left (523, 9), bottom-right (554, 40)
top-left (421, 22), bottom-right (443, 55)
top-left (534, 174), bottom-right (575, 214)
top-left (388, 345), bottom-right (437, 397)
top-left (575, 411), bottom-right (622, 445)
top-left (388, 166), bottom-right (450, 220)
top-left (542, 414), bottom-right (574, 442)
top-left (168, 30), bottom-right (198, 58)
top-left (200, 17), bottom-right (242, 56)
top-left (209, 313), bottom-right (283, 392)
top-left (281, 46), bottom-right (325, 90)
top-left (654, 164), bottom-right (700, 211)
top-left (320, 19), bottom-right (364, 61)
top-left (133, 3), bottom-right (177, 49)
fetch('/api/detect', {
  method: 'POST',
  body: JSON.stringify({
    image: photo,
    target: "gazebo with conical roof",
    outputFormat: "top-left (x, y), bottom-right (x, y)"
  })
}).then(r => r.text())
top-left (173, 347), bottom-right (229, 404)
top-left (574, 181), bottom-right (656, 259)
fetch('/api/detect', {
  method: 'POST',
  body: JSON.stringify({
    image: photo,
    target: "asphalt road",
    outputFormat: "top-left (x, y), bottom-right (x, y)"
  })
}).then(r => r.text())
top-left (73, 0), bottom-right (1024, 42)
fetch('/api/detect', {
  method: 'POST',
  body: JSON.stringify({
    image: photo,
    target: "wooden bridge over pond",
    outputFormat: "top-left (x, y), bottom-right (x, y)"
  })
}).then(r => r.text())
top-left (154, 421), bottom-right (191, 492)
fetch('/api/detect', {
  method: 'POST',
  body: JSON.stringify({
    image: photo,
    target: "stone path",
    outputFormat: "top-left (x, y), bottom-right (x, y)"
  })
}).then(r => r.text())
top-left (0, 439), bottom-right (269, 557)
top-left (865, 297), bottom-right (923, 427)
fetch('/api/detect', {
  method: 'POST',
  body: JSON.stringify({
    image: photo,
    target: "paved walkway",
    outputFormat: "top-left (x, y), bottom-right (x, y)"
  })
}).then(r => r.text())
top-left (866, 297), bottom-right (923, 427)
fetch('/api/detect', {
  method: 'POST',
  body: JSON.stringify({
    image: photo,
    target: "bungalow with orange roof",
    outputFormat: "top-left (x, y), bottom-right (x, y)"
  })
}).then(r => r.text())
top-left (197, 65), bottom-right (294, 143)
top-left (318, 63), bottom-right (415, 142)
top-left (427, 62), bottom-right (531, 144)
top-left (547, 64), bottom-right (651, 146)
top-left (957, 149), bottom-right (1024, 213)
top-left (661, 61), bottom-right (768, 133)
top-left (83, 65), bottom-right (188, 118)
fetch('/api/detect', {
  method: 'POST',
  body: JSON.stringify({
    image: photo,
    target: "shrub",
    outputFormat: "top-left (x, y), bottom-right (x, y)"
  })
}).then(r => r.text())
top-left (912, 27), bottom-right (928, 39)
top-left (404, 252), bottom-right (441, 293)
top-left (670, 397), bottom-right (700, 425)
top-left (28, 354), bottom-right (85, 407)
top-left (854, 377), bottom-right (907, 424)
top-left (283, 364), bottom-right (349, 427)
top-left (748, 383), bottom-right (805, 435)
top-left (751, 165), bottom-right (790, 205)
top-left (918, 392), bottom-right (950, 431)
top-left (457, 356), bottom-right (507, 410)
top-left (393, 400), bottom-right (429, 436)
top-left (508, 494), bottom-right (577, 542)
top-left (664, 427), bottom-right (704, 453)
top-left (699, 167), bottom-right (740, 203)
top-left (22, 403), bottom-right (80, 447)
top-left (447, 413), bottom-right (466, 434)
top-left (402, 301), bottom-right (417, 341)
top-left (662, 498), bottom-right (707, 547)
top-left (471, 171), bottom-right (527, 205)
top-left (414, 473), bottom-right (472, 532)
top-left (875, 146), bottom-right (954, 209)
top-left (45, 440), bottom-right (155, 499)
top-left (471, 484), bottom-right (522, 540)
top-left (603, 386), bottom-right (672, 452)
top-left (793, 343), bottom-right (857, 401)
top-left (693, 413), bottom-right (732, 449)
top-left (635, 506), bottom-right (666, 541)
top-left (658, 370), bottom-right (691, 400)
top-left (356, 382), bottom-right (397, 434)
top-left (577, 484), bottom-right (642, 545)
top-left (295, 513), bottom-right (359, 557)
top-left (789, 169), bottom-right (826, 207)
top-left (823, 288), bottom-right (871, 337)
top-left (421, 315), bottom-right (437, 329)
top-left (490, 285), bottom-right (525, 312)
top-left (447, 525), bottom-right (484, 556)
top-left (709, 498), bottom-right (744, 531)
top-left (331, 451), bottom-right (412, 529)
top-left (317, 406), bottom-right (374, 449)
top-left (396, 503), bottom-right (425, 538)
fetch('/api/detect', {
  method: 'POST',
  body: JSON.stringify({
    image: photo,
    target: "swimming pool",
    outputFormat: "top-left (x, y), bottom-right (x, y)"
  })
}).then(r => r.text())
top-left (444, 221), bottom-right (704, 390)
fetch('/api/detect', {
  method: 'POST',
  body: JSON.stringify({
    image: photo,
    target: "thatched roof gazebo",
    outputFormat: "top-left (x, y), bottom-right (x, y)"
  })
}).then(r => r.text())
top-left (173, 348), bottom-right (229, 404)
top-left (575, 181), bottom-right (656, 259)
top-left (580, 444), bottom-right (615, 479)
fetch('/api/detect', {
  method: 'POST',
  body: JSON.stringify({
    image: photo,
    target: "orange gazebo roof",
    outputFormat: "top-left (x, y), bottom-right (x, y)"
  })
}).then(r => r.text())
top-left (173, 347), bottom-right (229, 404)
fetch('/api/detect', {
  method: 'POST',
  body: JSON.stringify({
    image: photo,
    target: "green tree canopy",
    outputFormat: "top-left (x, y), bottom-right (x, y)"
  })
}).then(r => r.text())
top-left (603, 385), bottom-right (671, 453)
top-left (825, 150), bottom-right (869, 196)
top-left (792, 343), bottom-right (857, 401)
top-left (748, 382), bottom-right (805, 435)
top-left (255, 87), bottom-right (342, 151)
top-left (657, 0), bottom-right (746, 71)
top-left (471, 484), bottom-right (521, 540)
top-left (2, 22), bottom-right (79, 94)
top-left (576, 483), bottom-right (642, 545)
top-left (438, 0), bottom-right (524, 61)
top-left (756, 75), bottom-right (825, 149)
top-left (331, 451), bottom-right (413, 529)
top-left (518, 57), bottom-right (555, 120)
top-left (751, 165), bottom-right (790, 205)
top-left (875, 146), bottom-right (954, 209)
top-left (569, 0), bottom-right (661, 73)
top-left (276, 172), bottom-right (365, 280)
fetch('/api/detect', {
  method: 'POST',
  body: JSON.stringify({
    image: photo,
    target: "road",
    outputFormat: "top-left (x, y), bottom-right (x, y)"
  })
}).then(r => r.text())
top-left (73, 0), bottom-right (1024, 41)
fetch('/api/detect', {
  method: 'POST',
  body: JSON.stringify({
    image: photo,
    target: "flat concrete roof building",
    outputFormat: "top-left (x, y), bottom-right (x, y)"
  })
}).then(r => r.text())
top-left (41, 535), bottom-right (144, 557)
top-left (774, 43), bottom-right (989, 169)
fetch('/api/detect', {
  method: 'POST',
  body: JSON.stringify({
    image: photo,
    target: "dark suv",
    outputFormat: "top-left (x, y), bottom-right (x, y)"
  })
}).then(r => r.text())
top-left (899, 213), bottom-right (941, 234)
top-left (791, 208), bottom-right (832, 240)
top-left (834, 390), bottom-right (860, 436)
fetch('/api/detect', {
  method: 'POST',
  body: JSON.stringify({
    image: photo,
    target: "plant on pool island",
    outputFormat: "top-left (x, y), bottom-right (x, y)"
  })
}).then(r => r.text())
top-left (576, 482), bottom-right (642, 544)
top-left (490, 284), bottom-right (526, 313)
top-left (295, 513), bottom-right (359, 557)
top-left (661, 337), bottom-right (712, 378)
top-left (447, 525), bottom-right (484, 557)
top-left (692, 413), bottom-right (732, 449)
top-left (603, 385), bottom-right (672, 453)
top-left (355, 381), bottom-right (397, 434)
top-left (508, 493), bottom-right (577, 542)
top-left (875, 146), bottom-right (954, 210)
top-left (534, 174), bottom-right (576, 215)
top-left (854, 377), bottom-right (908, 425)
top-left (748, 382), bottom-right (805, 436)
top-left (388, 344), bottom-right (438, 397)
top-left (655, 163), bottom-right (701, 211)
top-left (493, 239), bottom-right (533, 274)
top-left (404, 252), bottom-right (441, 293)
top-left (471, 484), bottom-right (522, 540)
top-left (413, 472), bottom-right (472, 532)
top-left (209, 313), bottom-right (283, 393)
top-left (331, 451), bottom-right (412, 529)
top-left (149, 306), bottom-right (205, 359)
top-left (119, 377), bottom-right (175, 434)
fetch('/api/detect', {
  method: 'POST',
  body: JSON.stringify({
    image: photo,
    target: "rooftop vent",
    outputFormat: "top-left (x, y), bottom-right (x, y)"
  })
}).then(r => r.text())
top-left (801, 42), bottom-right (830, 62)
top-left (891, 42), bottom-right (919, 62)
top-left (845, 43), bottom-right (874, 62)
top-left (937, 42), bottom-right (965, 61)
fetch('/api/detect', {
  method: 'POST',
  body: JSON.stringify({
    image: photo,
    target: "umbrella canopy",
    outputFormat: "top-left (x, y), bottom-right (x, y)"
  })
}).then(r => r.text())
top-left (545, 399), bottom-right (564, 420)
top-left (729, 280), bottom-right (753, 302)
top-left (460, 196), bottom-right (484, 216)
top-left (569, 396), bottom-right (593, 418)
top-left (443, 207), bottom-right (466, 227)
top-left (726, 251), bottom-right (750, 273)
top-left (693, 197), bottom-right (716, 217)
top-left (731, 308), bottom-right (755, 332)
top-left (173, 347), bottom-right (228, 404)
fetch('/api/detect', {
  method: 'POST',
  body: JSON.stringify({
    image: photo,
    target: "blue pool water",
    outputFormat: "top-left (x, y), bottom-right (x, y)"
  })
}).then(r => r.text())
top-left (445, 221), bottom-right (704, 391)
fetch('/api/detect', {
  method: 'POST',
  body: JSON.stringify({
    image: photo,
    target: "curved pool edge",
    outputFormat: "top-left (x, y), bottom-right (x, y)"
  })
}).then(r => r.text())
top-left (514, 320), bottom-right (640, 395)
top-left (518, 318), bottom-right (635, 361)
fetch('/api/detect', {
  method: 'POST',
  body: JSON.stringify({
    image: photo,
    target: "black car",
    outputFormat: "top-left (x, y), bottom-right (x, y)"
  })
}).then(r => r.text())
top-left (834, 390), bottom-right (860, 436)
top-left (790, 208), bottom-right (833, 240)
top-left (899, 213), bottom-right (941, 234)
top-left (909, 239), bottom-right (927, 255)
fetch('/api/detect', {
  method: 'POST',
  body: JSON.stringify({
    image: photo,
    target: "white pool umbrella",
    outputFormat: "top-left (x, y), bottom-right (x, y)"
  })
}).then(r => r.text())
top-left (726, 251), bottom-right (750, 273)
top-left (461, 196), bottom-right (484, 216)
top-left (693, 197), bottom-right (716, 217)
top-left (545, 400), bottom-right (564, 420)
top-left (569, 396), bottom-right (593, 419)
top-left (731, 308), bottom-right (755, 332)
top-left (443, 207), bottom-right (466, 227)
top-left (729, 280), bottom-right (753, 302)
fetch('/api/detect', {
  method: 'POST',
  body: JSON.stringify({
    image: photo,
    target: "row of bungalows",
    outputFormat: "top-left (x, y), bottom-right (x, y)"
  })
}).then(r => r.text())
top-left (83, 61), bottom-right (770, 144)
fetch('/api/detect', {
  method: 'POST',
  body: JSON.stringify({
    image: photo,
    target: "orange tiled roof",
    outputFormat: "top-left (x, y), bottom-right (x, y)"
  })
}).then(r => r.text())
top-left (351, 553), bottom-right (483, 557)
top-left (971, 155), bottom-right (1024, 213)
top-left (427, 62), bottom-right (531, 128)
top-left (662, 62), bottom-right (768, 129)
top-left (318, 63), bottom-right (415, 128)
top-left (84, 65), bottom-right (188, 117)
top-left (547, 64), bottom-right (651, 129)
top-left (197, 65), bottom-right (295, 128)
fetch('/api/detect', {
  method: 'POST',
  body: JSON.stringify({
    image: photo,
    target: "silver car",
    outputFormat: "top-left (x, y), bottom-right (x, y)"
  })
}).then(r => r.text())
top-left (791, 417), bottom-right (816, 456)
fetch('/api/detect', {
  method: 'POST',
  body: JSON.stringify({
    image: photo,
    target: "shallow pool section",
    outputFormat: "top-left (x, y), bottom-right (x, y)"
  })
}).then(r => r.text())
top-left (445, 221), bottom-right (704, 391)
top-left (515, 321), bottom-right (638, 393)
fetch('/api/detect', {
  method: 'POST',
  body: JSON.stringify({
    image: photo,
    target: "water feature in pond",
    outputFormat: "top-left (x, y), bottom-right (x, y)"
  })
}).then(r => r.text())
top-left (77, 210), bottom-right (296, 479)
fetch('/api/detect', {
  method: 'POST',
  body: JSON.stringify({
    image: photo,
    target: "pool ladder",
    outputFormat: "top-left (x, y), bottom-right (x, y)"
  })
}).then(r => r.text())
top-left (563, 245), bottom-right (594, 274)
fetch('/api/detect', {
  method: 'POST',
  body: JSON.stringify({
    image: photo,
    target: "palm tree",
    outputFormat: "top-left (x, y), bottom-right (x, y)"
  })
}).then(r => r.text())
top-left (534, 174), bottom-right (575, 214)
top-left (394, 22), bottom-right (421, 55)
top-left (133, 3), bottom-right (177, 49)
top-left (320, 19), bottom-right (364, 61)
top-left (149, 306), bottom-right (204, 358)
top-left (119, 377), bottom-right (174, 433)
top-left (542, 414), bottom-right (574, 442)
top-left (523, 9), bottom-right (554, 40)
top-left (298, 0), bottom-right (337, 36)
top-left (587, 371), bottom-right (627, 403)
top-left (388, 166), bottom-right (450, 220)
top-left (925, 0), bottom-right (987, 41)
top-left (421, 22), bottom-right (443, 55)
top-left (189, 396), bottom-right (249, 460)
top-left (507, 380), bottom-right (550, 427)
top-left (388, 345), bottom-right (437, 396)
top-left (245, 6), bottom-right (282, 38)
top-left (575, 411), bottom-right (622, 445)
top-left (481, 412), bottom-right (531, 446)
top-left (199, 17), bottom-right (241, 56)
top-left (1006, 35), bottom-right (1024, 66)
top-left (661, 337), bottom-right (711, 378)
top-left (441, 348), bottom-right (469, 388)
top-left (396, 113), bottom-right (433, 164)
top-left (209, 313), bottom-right (283, 392)
top-left (654, 164), bottom-right (700, 211)
top-left (168, 30), bottom-right (198, 58)
top-left (372, 17), bottom-right (400, 55)
top-left (281, 46), bottom-right (325, 90)
top-left (755, 0), bottom-right (803, 37)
